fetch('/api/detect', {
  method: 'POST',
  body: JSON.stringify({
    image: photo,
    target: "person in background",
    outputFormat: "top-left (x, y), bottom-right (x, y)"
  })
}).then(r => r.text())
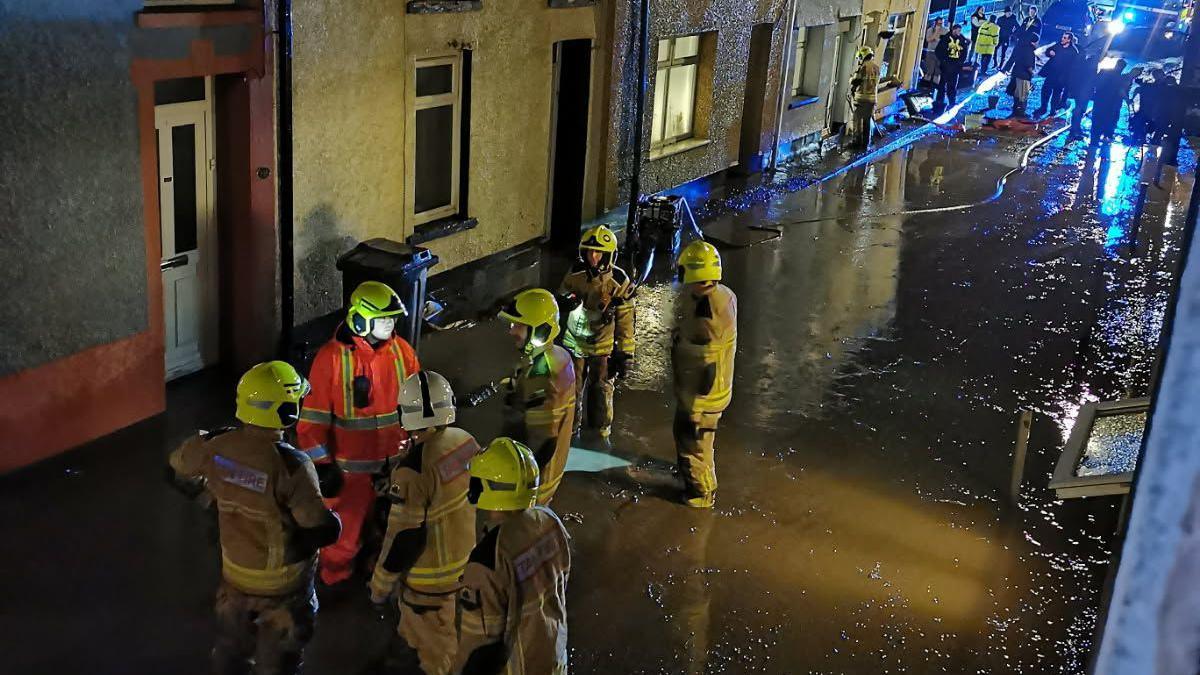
top-left (997, 7), bottom-right (1018, 67)
top-left (935, 24), bottom-right (971, 112)
top-left (1020, 5), bottom-right (1043, 40)
top-left (1131, 68), bottom-right (1164, 144)
top-left (1090, 60), bottom-right (1136, 145)
top-left (924, 17), bottom-right (949, 86)
top-left (975, 15), bottom-right (1001, 74)
top-left (1068, 52), bottom-right (1101, 138)
top-left (1035, 32), bottom-right (1079, 117)
top-left (1009, 29), bottom-right (1039, 117)
top-left (970, 7), bottom-right (987, 60)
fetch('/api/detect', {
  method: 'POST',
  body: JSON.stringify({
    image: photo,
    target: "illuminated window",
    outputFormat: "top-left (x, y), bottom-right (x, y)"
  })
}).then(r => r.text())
top-left (880, 13), bottom-right (912, 85)
top-left (409, 56), bottom-right (462, 224)
top-left (651, 35), bottom-right (701, 150)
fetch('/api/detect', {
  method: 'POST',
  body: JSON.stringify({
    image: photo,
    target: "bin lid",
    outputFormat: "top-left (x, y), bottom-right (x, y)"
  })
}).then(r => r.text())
top-left (337, 238), bottom-right (438, 273)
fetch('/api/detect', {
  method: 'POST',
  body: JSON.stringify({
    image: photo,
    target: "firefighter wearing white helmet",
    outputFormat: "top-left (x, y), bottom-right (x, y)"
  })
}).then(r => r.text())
top-left (369, 371), bottom-right (481, 675)
top-left (168, 361), bottom-right (341, 675)
top-left (455, 438), bottom-right (571, 674)
top-left (849, 45), bottom-right (881, 149)
top-left (498, 288), bottom-right (577, 504)
top-left (558, 225), bottom-right (636, 440)
top-left (672, 241), bottom-right (738, 508)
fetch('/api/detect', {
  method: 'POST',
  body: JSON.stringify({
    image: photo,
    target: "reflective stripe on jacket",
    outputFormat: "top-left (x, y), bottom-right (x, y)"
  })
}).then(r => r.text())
top-left (297, 323), bottom-right (420, 467)
top-left (507, 345), bottom-right (577, 504)
top-left (673, 283), bottom-right (738, 414)
top-left (168, 426), bottom-right (334, 595)
top-left (456, 506), bottom-right (571, 675)
top-left (559, 262), bottom-right (636, 357)
top-left (853, 60), bottom-right (881, 103)
top-left (369, 427), bottom-right (481, 597)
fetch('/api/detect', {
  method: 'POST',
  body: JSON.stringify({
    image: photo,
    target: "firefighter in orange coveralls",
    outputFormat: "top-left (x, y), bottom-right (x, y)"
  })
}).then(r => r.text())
top-left (558, 225), bottom-right (635, 440)
top-left (368, 371), bottom-right (481, 675)
top-left (498, 288), bottom-right (576, 504)
top-left (455, 438), bottom-right (571, 675)
top-left (168, 361), bottom-right (342, 675)
top-left (297, 281), bottom-right (421, 586)
top-left (672, 241), bottom-right (737, 508)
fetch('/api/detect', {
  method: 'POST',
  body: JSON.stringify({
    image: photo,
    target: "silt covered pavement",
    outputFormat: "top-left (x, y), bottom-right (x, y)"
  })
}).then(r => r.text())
top-left (0, 117), bottom-right (1192, 674)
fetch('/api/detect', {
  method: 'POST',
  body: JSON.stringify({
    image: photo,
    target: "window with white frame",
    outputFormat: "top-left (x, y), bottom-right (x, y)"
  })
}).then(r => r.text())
top-left (880, 13), bottom-right (912, 85)
top-left (651, 35), bottom-right (701, 150)
top-left (791, 24), bottom-right (828, 98)
top-left (409, 56), bottom-right (462, 224)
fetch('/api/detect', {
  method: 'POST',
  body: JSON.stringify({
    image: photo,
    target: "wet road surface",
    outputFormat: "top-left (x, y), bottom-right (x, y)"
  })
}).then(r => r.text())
top-left (0, 115), bottom-right (1192, 674)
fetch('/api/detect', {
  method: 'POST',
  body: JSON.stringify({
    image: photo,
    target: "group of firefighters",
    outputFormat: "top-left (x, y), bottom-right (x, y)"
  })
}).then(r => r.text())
top-left (167, 226), bottom-right (739, 674)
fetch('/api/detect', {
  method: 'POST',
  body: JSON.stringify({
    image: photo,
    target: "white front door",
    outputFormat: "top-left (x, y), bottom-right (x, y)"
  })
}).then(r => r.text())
top-left (828, 21), bottom-right (855, 129)
top-left (156, 97), bottom-right (217, 381)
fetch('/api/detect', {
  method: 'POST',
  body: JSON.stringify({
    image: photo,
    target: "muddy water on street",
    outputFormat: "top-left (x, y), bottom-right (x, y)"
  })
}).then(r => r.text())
top-left (427, 130), bottom-right (1193, 674)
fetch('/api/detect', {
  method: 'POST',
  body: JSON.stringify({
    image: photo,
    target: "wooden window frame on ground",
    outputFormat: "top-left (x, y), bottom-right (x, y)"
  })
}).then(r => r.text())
top-left (407, 55), bottom-right (463, 226)
top-left (651, 35), bottom-right (702, 152)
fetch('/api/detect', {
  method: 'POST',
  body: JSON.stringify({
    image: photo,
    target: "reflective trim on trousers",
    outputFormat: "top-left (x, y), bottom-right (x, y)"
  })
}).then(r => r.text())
top-left (335, 457), bottom-right (388, 474)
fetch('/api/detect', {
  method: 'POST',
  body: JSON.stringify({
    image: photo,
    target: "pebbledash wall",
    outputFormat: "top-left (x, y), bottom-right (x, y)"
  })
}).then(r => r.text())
top-left (603, 0), bottom-right (789, 207)
top-left (290, 0), bottom-right (607, 324)
top-left (0, 1), bottom-right (276, 472)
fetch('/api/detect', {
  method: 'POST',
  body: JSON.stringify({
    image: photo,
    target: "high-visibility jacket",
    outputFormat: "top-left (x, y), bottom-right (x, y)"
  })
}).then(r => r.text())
top-left (853, 60), bottom-right (881, 103)
top-left (505, 345), bottom-right (577, 504)
top-left (559, 262), bottom-right (636, 357)
top-left (672, 283), bottom-right (738, 414)
top-left (368, 427), bottom-right (481, 596)
top-left (456, 506), bottom-right (571, 675)
top-left (297, 324), bottom-right (420, 473)
top-left (976, 21), bottom-right (1000, 56)
top-left (169, 426), bottom-right (338, 596)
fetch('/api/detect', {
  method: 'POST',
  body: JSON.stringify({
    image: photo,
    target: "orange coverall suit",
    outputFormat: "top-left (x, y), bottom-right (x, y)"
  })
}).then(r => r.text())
top-left (297, 324), bottom-right (420, 585)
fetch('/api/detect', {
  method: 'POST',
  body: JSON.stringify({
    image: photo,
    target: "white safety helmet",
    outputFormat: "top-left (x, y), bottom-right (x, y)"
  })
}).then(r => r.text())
top-left (399, 371), bottom-right (456, 430)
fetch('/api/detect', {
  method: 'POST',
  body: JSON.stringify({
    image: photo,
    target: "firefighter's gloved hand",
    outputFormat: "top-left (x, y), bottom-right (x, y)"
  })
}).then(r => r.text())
top-left (558, 292), bottom-right (582, 313)
top-left (609, 352), bottom-right (632, 380)
top-left (315, 462), bottom-right (344, 499)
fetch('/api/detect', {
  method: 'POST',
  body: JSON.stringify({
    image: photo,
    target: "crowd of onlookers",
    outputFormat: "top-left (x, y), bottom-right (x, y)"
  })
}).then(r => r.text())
top-left (919, 5), bottom-right (1179, 145)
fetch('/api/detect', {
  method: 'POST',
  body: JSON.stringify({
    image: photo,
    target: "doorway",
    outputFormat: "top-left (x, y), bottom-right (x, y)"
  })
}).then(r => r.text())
top-left (155, 77), bottom-right (218, 381)
top-left (737, 23), bottom-right (775, 174)
top-left (827, 19), bottom-right (857, 133)
top-left (547, 39), bottom-right (593, 250)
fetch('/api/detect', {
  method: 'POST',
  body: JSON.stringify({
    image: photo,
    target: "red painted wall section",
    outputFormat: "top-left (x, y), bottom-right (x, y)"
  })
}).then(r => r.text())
top-left (0, 13), bottom-right (273, 474)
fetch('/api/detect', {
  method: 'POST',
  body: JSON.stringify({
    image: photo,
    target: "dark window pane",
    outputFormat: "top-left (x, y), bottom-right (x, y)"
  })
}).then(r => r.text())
top-left (155, 77), bottom-right (206, 105)
top-left (414, 106), bottom-right (455, 215)
top-left (416, 65), bottom-right (454, 97)
top-left (172, 124), bottom-right (198, 253)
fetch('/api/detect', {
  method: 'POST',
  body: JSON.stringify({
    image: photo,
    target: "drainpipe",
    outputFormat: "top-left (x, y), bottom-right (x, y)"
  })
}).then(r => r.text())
top-left (767, 0), bottom-right (799, 173)
top-left (625, 0), bottom-right (651, 231)
top-left (276, 0), bottom-right (295, 351)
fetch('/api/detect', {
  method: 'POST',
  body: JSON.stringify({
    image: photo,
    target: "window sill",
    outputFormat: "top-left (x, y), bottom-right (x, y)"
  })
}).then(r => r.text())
top-left (788, 95), bottom-right (821, 110)
top-left (548, 0), bottom-right (595, 6)
top-left (649, 138), bottom-right (711, 161)
top-left (876, 80), bottom-right (901, 93)
top-left (407, 215), bottom-right (478, 245)
top-left (407, 0), bottom-right (481, 13)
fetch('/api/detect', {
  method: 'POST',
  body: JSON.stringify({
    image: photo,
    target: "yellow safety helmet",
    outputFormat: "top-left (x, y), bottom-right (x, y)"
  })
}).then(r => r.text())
top-left (346, 281), bottom-right (406, 337)
top-left (235, 361), bottom-right (311, 429)
top-left (677, 239), bottom-right (722, 284)
top-left (579, 225), bottom-right (618, 270)
top-left (856, 46), bottom-right (875, 60)
top-left (468, 437), bottom-right (540, 511)
top-left (498, 288), bottom-right (561, 355)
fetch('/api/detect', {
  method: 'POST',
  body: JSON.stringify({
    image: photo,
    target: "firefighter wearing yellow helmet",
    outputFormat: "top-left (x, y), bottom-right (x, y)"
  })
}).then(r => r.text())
top-left (672, 241), bottom-right (738, 508)
top-left (168, 361), bottom-right (342, 675)
top-left (849, 45), bottom-right (881, 149)
top-left (455, 438), bottom-right (571, 674)
top-left (498, 288), bottom-right (577, 504)
top-left (368, 371), bottom-right (482, 675)
top-left (558, 225), bottom-right (636, 440)
top-left (297, 280), bottom-right (422, 586)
